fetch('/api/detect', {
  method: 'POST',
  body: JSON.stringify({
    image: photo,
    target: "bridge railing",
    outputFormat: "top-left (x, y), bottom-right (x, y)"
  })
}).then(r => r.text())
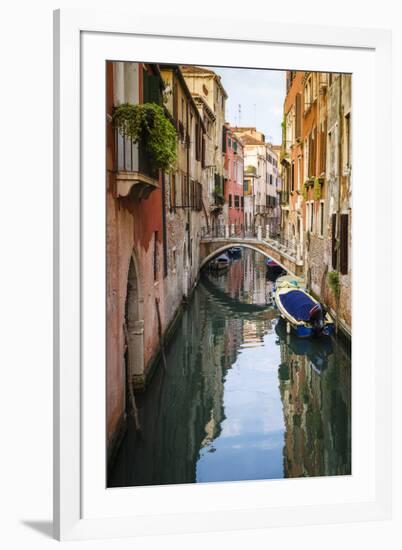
top-left (201, 224), bottom-right (300, 260)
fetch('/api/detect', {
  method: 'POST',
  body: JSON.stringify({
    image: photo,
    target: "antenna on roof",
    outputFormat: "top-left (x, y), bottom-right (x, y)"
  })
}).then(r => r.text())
top-left (238, 104), bottom-right (241, 126)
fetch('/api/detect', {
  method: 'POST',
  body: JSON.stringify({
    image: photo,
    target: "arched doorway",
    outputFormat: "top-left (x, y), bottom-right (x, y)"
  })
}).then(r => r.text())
top-left (124, 254), bottom-right (145, 390)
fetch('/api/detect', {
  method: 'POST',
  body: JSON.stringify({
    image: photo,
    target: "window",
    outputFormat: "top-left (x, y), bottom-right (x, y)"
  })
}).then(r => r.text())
top-left (319, 201), bottom-right (324, 237)
top-left (295, 93), bottom-right (301, 139)
top-left (173, 82), bottom-right (178, 121)
top-left (345, 113), bottom-right (351, 168)
top-left (320, 119), bottom-right (327, 174)
top-left (331, 213), bottom-right (337, 268)
top-left (172, 248), bottom-right (177, 271)
top-left (304, 138), bottom-right (309, 181)
top-left (308, 129), bottom-right (316, 177)
top-left (195, 122), bottom-right (200, 161)
top-left (190, 179), bottom-right (195, 208)
top-left (170, 173), bottom-right (176, 210)
top-left (307, 202), bottom-right (314, 233)
top-left (340, 213), bottom-right (349, 274)
top-left (182, 174), bottom-right (188, 207)
top-left (229, 194), bottom-right (232, 208)
top-left (291, 162), bottom-right (295, 192)
top-left (153, 231), bottom-right (158, 281)
top-left (304, 76), bottom-right (312, 112)
top-left (297, 156), bottom-right (301, 190)
top-left (241, 196), bottom-right (244, 208)
top-left (234, 195), bottom-right (240, 208)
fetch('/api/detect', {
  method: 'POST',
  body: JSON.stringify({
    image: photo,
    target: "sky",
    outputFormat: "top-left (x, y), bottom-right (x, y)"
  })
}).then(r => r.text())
top-left (210, 67), bottom-right (286, 145)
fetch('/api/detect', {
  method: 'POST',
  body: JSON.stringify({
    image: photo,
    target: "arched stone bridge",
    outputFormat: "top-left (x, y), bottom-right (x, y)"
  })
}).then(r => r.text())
top-left (199, 227), bottom-right (304, 277)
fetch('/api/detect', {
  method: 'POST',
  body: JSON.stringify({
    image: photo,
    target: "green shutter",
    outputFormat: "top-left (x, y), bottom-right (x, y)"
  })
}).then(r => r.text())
top-left (143, 69), bottom-right (162, 105)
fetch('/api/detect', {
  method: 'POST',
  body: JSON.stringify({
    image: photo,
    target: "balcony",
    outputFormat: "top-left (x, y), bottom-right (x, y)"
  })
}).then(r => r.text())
top-left (255, 204), bottom-right (267, 214)
top-left (115, 131), bottom-right (159, 200)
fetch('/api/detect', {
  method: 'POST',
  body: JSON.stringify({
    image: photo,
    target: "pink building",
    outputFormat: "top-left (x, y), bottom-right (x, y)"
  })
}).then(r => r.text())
top-left (223, 125), bottom-right (244, 229)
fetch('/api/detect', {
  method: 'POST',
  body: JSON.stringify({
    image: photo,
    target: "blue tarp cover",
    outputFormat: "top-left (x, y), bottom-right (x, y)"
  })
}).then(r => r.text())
top-left (279, 290), bottom-right (315, 321)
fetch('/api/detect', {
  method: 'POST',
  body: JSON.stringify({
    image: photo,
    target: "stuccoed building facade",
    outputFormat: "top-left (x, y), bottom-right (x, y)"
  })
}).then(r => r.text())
top-left (180, 66), bottom-right (228, 230)
top-left (106, 62), bottom-right (209, 467)
top-left (281, 71), bottom-right (352, 335)
top-left (223, 124), bottom-right (244, 231)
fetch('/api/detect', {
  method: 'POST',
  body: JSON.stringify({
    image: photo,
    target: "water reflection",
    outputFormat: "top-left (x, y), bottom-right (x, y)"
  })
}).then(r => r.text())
top-left (108, 249), bottom-right (351, 487)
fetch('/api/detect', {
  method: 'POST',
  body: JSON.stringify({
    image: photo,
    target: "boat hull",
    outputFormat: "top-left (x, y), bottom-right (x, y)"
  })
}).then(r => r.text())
top-left (274, 286), bottom-right (334, 338)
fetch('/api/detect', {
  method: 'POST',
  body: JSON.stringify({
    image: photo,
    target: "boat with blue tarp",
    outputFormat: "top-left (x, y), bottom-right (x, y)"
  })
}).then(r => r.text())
top-left (274, 284), bottom-right (334, 338)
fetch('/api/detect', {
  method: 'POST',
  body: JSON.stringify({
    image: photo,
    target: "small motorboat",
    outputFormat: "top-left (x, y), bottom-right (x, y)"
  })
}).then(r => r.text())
top-left (274, 285), bottom-right (334, 338)
top-left (266, 258), bottom-right (285, 280)
top-left (209, 253), bottom-right (230, 271)
top-left (228, 247), bottom-right (242, 258)
top-left (275, 274), bottom-right (306, 290)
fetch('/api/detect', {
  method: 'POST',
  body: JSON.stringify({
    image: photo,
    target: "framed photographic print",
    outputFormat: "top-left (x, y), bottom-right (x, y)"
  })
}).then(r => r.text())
top-left (54, 8), bottom-right (392, 541)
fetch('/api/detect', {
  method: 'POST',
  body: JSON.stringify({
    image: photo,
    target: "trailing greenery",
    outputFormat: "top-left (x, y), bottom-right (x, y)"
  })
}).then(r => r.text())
top-left (213, 184), bottom-right (224, 205)
top-left (327, 270), bottom-right (340, 297)
top-left (112, 102), bottom-right (177, 171)
top-left (313, 177), bottom-right (322, 200)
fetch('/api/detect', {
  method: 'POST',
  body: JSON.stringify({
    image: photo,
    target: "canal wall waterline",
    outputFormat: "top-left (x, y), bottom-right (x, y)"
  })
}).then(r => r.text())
top-left (107, 274), bottom-right (201, 475)
top-left (308, 286), bottom-right (352, 341)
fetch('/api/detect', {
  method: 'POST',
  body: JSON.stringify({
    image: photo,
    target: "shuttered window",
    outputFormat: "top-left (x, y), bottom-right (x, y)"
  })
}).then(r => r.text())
top-left (173, 82), bottom-right (178, 122)
top-left (170, 174), bottom-right (176, 210)
top-left (222, 126), bottom-right (227, 153)
top-left (295, 93), bottom-right (301, 140)
top-left (195, 123), bottom-right (200, 161)
top-left (331, 213), bottom-right (337, 269)
top-left (291, 162), bottom-right (295, 191)
top-left (340, 213), bottom-right (349, 274)
top-left (320, 119), bottom-right (327, 173)
top-left (143, 68), bottom-right (162, 105)
top-left (182, 175), bottom-right (188, 207)
top-left (308, 128), bottom-right (317, 177)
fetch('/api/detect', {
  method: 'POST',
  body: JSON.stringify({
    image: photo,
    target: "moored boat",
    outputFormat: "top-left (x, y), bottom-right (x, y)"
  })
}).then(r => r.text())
top-left (274, 285), bottom-right (334, 338)
top-left (209, 253), bottom-right (230, 271)
top-left (228, 246), bottom-right (242, 258)
top-left (265, 257), bottom-right (285, 279)
top-left (275, 274), bottom-right (306, 290)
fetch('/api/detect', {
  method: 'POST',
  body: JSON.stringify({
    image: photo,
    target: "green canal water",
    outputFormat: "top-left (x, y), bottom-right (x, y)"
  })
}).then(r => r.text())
top-left (108, 249), bottom-right (351, 487)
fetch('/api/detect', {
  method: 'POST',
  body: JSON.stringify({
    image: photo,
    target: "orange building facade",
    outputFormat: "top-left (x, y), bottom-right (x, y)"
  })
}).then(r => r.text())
top-left (282, 71), bottom-right (352, 334)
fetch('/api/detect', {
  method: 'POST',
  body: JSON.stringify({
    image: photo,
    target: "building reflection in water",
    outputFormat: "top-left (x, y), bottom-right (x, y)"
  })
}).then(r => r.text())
top-left (108, 249), bottom-right (351, 487)
top-left (277, 318), bottom-right (351, 478)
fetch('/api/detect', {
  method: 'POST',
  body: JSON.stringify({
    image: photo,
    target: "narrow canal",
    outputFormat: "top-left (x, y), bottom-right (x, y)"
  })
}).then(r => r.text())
top-left (108, 249), bottom-right (351, 487)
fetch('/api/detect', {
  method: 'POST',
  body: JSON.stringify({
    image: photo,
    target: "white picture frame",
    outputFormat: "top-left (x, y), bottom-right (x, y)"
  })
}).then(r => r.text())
top-left (53, 8), bottom-right (392, 541)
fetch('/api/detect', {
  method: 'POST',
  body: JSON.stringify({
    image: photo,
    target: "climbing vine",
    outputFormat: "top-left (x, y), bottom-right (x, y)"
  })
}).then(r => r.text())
top-left (327, 270), bottom-right (340, 297)
top-left (112, 102), bottom-right (177, 172)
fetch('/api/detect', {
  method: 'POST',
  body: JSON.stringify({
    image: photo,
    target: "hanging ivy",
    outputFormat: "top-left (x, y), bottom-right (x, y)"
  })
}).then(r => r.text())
top-left (327, 270), bottom-right (340, 297)
top-left (313, 177), bottom-right (322, 200)
top-left (112, 103), bottom-right (177, 172)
